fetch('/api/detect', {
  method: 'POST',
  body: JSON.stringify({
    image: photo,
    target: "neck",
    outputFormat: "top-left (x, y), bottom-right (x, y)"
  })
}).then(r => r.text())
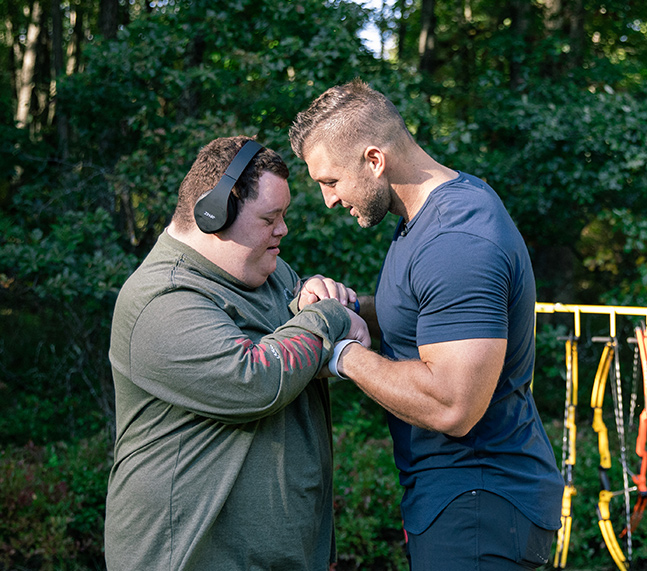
top-left (167, 221), bottom-right (219, 264)
top-left (388, 145), bottom-right (456, 223)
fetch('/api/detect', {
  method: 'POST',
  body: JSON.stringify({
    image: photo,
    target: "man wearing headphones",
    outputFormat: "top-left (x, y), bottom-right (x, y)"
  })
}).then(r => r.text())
top-left (289, 81), bottom-right (564, 570)
top-left (105, 136), bottom-right (369, 570)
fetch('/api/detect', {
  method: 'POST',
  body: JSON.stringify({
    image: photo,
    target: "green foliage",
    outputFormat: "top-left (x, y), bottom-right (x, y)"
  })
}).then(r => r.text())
top-left (0, 193), bottom-right (138, 440)
top-left (579, 208), bottom-right (647, 307)
top-left (434, 84), bottom-right (647, 250)
top-left (0, 304), bottom-right (108, 445)
top-left (330, 382), bottom-right (408, 570)
top-left (57, 0), bottom-right (374, 167)
top-left (1, 206), bottom-right (135, 307)
top-left (0, 434), bottom-right (110, 570)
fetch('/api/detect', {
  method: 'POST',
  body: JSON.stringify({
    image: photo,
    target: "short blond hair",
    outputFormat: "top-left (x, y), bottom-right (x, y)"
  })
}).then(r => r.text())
top-left (289, 79), bottom-right (412, 163)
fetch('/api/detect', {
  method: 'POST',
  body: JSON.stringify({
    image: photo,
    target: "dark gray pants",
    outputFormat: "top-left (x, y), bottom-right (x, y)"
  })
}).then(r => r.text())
top-left (406, 490), bottom-right (556, 570)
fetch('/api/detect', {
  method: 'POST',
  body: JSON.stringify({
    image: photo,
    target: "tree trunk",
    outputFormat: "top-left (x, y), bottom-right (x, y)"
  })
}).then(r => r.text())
top-left (566, 0), bottom-right (585, 69)
top-left (418, 0), bottom-right (437, 74)
top-left (509, 0), bottom-right (530, 88)
top-left (51, 0), bottom-right (69, 158)
top-left (99, 0), bottom-right (119, 39)
top-left (52, 0), bottom-right (64, 78)
top-left (4, 9), bottom-right (18, 102)
top-left (377, 0), bottom-right (386, 60)
top-left (542, 0), bottom-right (584, 73)
top-left (543, 0), bottom-right (562, 31)
top-left (66, 6), bottom-right (84, 74)
top-left (396, 0), bottom-right (408, 62)
top-left (35, 12), bottom-right (50, 129)
top-left (455, 0), bottom-right (475, 120)
top-left (16, 1), bottom-right (42, 128)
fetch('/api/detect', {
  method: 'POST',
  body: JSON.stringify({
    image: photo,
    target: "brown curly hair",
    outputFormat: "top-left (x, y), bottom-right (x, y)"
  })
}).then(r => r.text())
top-left (172, 136), bottom-right (289, 232)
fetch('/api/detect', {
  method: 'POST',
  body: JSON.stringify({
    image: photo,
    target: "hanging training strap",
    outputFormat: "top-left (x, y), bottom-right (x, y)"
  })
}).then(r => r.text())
top-left (554, 333), bottom-right (578, 569)
top-left (621, 324), bottom-right (647, 540)
top-left (591, 339), bottom-right (629, 571)
top-left (610, 335), bottom-right (632, 564)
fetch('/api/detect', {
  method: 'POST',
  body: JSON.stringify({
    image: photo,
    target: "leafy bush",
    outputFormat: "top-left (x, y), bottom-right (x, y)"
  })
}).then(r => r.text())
top-left (0, 434), bottom-right (110, 570)
top-left (330, 381), bottom-right (408, 570)
top-left (0, 202), bottom-right (137, 442)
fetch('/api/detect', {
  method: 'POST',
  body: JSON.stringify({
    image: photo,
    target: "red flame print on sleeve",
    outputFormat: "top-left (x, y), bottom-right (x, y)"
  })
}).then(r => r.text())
top-left (236, 335), bottom-right (323, 371)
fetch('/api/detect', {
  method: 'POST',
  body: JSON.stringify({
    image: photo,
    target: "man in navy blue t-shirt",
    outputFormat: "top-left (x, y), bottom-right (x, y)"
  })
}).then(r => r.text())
top-left (290, 79), bottom-right (564, 570)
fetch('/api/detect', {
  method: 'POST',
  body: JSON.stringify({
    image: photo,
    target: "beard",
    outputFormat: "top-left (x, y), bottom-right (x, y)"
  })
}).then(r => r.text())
top-left (355, 173), bottom-right (391, 228)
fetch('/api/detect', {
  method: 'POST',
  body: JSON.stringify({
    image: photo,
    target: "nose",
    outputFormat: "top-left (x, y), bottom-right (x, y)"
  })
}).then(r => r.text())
top-left (274, 217), bottom-right (288, 237)
top-left (321, 186), bottom-right (340, 209)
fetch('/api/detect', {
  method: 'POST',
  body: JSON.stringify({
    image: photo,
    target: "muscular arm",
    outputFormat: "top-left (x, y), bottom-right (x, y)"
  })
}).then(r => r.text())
top-left (336, 337), bottom-right (506, 437)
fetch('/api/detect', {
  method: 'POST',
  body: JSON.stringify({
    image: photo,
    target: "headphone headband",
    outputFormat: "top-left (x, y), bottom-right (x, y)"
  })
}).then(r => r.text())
top-left (194, 140), bottom-right (264, 233)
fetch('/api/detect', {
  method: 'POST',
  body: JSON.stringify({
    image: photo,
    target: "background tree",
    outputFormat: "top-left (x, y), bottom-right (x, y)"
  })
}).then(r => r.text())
top-left (15, 0), bottom-right (41, 128)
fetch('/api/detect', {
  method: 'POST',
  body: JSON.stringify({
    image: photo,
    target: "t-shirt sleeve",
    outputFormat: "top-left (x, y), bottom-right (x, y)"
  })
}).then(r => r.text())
top-left (412, 232), bottom-right (510, 346)
top-left (126, 294), bottom-right (350, 424)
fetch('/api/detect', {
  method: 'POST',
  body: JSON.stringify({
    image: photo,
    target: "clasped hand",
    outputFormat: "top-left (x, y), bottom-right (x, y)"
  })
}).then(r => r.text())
top-left (297, 274), bottom-right (370, 348)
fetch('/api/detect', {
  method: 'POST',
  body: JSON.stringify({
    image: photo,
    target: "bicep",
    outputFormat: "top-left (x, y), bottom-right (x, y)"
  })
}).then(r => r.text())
top-left (418, 338), bottom-right (507, 425)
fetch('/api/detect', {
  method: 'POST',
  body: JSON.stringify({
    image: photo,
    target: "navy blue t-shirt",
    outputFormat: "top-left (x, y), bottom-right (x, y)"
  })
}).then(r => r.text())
top-left (375, 171), bottom-right (564, 534)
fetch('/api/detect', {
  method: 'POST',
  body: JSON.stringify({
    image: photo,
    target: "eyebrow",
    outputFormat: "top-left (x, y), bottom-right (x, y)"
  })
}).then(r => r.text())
top-left (262, 204), bottom-right (290, 216)
top-left (313, 176), bottom-right (335, 184)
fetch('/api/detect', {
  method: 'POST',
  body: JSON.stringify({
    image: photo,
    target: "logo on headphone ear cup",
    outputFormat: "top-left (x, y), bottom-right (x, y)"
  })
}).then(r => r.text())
top-left (194, 140), bottom-right (263, 234)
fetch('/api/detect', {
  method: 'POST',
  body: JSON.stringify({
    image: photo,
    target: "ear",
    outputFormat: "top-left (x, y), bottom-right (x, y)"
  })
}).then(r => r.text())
top-left (364, 146), bottom-right (386, 178)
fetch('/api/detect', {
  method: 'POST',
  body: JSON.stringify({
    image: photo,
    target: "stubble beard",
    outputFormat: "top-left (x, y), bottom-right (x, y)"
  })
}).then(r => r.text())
top-left (356, 179), bottom-right (391, 229)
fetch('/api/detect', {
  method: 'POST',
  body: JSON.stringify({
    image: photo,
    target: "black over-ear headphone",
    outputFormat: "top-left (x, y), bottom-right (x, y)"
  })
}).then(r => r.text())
top-left (194, 140), bottom-right (264, 233)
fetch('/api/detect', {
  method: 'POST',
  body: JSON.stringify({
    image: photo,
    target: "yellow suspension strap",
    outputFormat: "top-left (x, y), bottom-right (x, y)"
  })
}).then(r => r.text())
top-left (554, 333), bottom-right (579, 569)
top-left (621, 324), bottom-right (647, 539)
top-left (591, 339), bottom-right (629, 571)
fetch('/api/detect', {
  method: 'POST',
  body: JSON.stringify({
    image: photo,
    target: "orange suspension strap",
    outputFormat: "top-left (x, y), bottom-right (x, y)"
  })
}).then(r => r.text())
top-left (591, 338), bottom-right (631, 571)
top-left (554, 333), bottom-right (578, 569)
top-left (621, 324), bottom-right (647, 539)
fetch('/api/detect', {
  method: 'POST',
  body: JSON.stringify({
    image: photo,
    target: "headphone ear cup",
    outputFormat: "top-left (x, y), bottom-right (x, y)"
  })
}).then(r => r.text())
top-left (220, 193), bottom-right (238, 232)
top-left (193, 140), bottom-right (263, 234)
top-left (194, 187), bottom-right (230, 234)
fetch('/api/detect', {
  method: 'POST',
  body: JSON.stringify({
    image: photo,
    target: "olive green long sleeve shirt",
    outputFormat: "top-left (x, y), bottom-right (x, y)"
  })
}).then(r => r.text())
top-left (105, 231), bottom-right (350, 570)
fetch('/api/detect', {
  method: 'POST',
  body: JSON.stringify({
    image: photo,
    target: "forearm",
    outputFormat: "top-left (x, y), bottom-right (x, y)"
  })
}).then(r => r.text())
top-left (129, 296), bottom-right (351, 423)
top-left (335, 343), bottom-right (471, 436)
